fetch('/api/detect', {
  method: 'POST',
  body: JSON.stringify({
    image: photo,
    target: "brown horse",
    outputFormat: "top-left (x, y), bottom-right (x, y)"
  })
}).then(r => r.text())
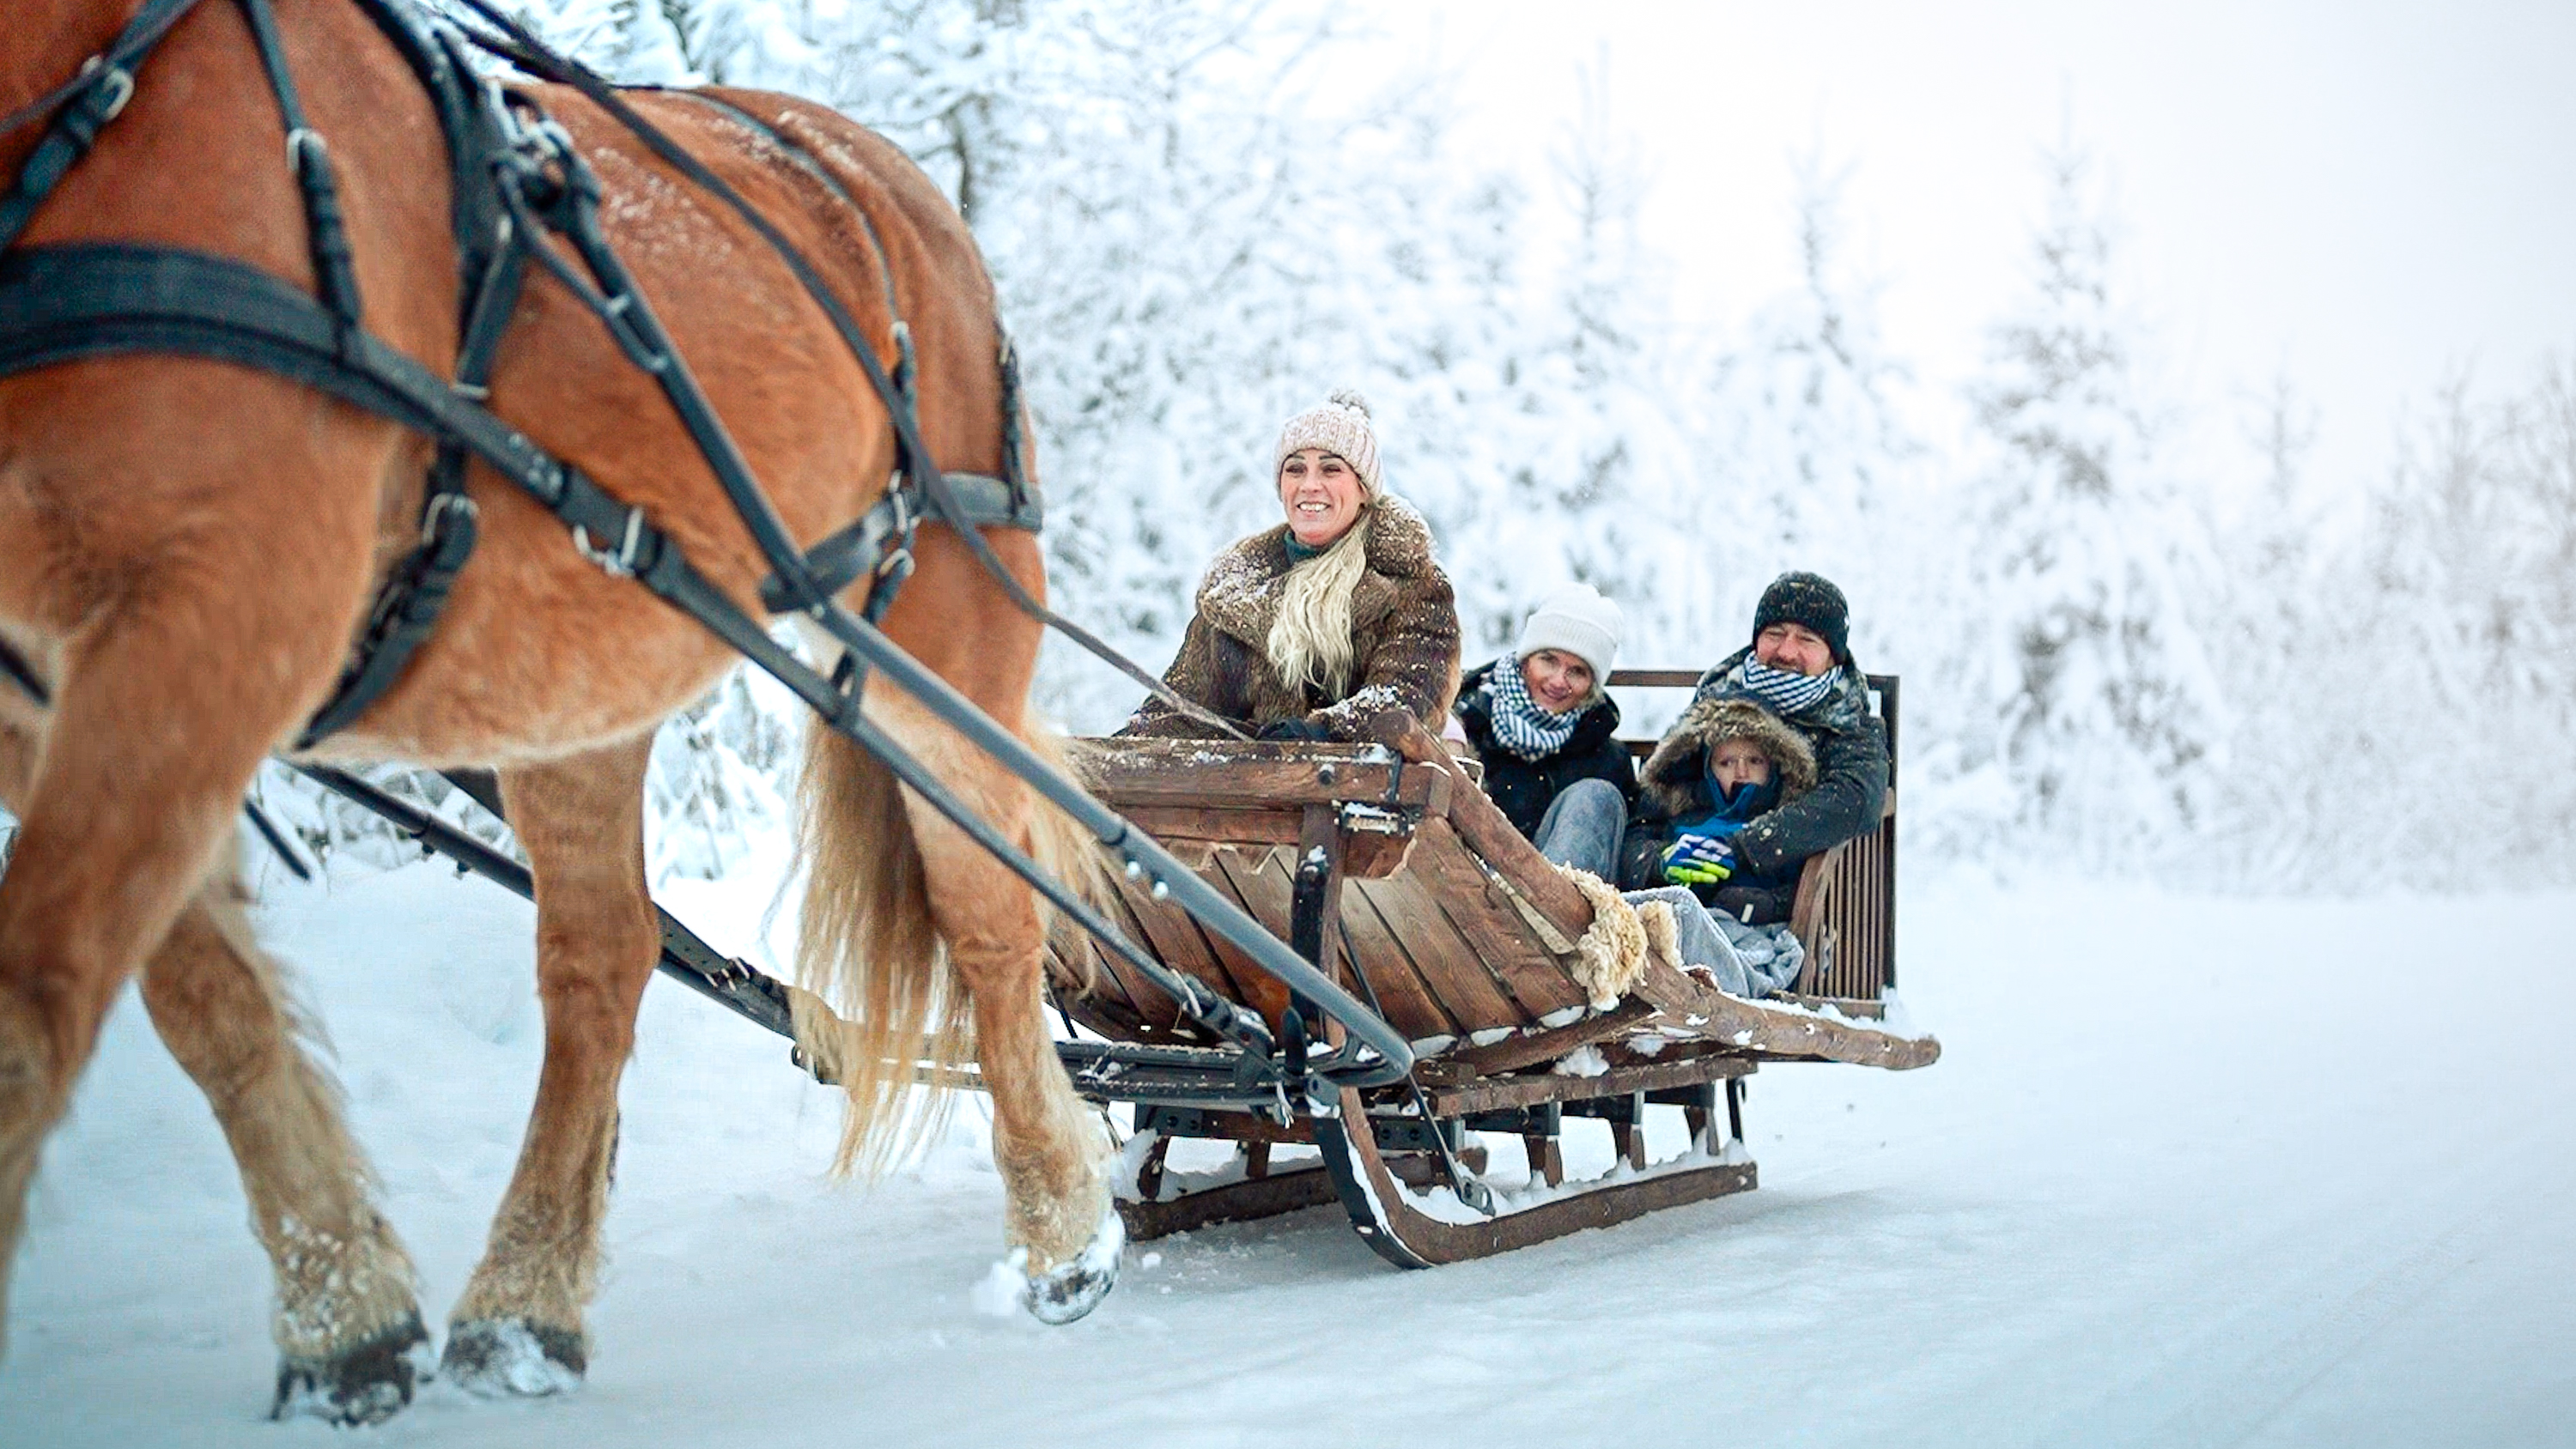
top-left (0, 0), bottom-right (1113, 1422)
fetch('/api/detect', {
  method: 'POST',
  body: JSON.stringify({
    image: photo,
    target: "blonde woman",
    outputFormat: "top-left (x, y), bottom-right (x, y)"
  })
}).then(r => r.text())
top-left (1120, 391), bottom-right (1460, 742)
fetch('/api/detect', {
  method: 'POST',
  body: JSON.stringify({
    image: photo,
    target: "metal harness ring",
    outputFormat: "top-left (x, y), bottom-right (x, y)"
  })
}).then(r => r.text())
top-left (571, 506), bottom-right (645, 577)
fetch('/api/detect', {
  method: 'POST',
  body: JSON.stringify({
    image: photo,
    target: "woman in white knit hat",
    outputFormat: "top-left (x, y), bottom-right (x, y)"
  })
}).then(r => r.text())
top-left (1121, 391), bottom-right (1461, 742)
top-left (1449, 582), bottom-right (1636, 882)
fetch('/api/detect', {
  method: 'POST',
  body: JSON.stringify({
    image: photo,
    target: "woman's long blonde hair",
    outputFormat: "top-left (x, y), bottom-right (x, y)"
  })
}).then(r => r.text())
top-left (1267, 512), bottom-right (1372, 700)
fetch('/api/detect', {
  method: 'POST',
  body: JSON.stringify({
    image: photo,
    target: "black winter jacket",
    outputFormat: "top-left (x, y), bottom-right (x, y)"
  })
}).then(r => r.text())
top-left (1452, 658), bottom-right (1638, 843)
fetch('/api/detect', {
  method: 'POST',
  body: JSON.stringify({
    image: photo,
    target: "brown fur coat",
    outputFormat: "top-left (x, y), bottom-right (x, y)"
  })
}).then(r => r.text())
top-left (1119, 497), bottom-right (1461, 742)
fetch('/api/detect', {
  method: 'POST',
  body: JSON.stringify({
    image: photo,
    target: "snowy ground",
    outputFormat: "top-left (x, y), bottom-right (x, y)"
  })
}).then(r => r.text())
top-left (3, 857), bottom-right (2571, 1448)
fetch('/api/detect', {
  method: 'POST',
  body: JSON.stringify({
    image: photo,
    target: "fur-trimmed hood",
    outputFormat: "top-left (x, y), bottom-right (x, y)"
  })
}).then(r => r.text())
top-left (1636, 694), bottom-right (1819, 821)
top-left (1194, 494), bottom-right (1443, 647)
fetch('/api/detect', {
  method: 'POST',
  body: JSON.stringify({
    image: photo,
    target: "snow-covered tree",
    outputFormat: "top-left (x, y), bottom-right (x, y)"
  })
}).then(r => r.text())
top-left (1949, 140), bottom-right (2224, 864)
top-left (1681, 150), bottom-right (1939, 703)
top-left (1395, 58), bottom-right (1696, 669)
top-left (2330, 362), bottom-right (2576, 887)
top-left (1719, 155), bottom-right (1917, 566)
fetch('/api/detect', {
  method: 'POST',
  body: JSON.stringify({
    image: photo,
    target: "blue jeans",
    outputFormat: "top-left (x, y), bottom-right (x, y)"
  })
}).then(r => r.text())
top-left (1531, 778), bottom-right (1625, 883)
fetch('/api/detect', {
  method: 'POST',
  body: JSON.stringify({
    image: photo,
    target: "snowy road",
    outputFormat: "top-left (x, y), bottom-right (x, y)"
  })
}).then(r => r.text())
top-left (3, 864), bottom-right (2570, 1447)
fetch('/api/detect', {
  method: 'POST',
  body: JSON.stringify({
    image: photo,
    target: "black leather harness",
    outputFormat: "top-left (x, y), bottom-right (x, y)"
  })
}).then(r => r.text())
top-left (0, 0), bottom-right (1412, 1098)
top-left (0, 0), bottom-right (1041, 742)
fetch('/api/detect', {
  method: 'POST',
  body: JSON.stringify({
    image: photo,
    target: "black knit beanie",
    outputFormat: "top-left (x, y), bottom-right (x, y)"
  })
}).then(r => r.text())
top-left (1751, 571), bottom-right (1850, 664)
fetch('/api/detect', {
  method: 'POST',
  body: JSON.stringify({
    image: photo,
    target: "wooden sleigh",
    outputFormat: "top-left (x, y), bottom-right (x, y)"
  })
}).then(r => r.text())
top-left (1047, 672), bottom-right (1936, 1267)
top-left (290, 671), bottom-right (1935, 1273)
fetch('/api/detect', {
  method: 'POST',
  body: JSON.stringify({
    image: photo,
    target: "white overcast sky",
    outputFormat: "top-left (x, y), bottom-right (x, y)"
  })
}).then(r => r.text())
top-left (1388, 0), bottom-right (2576, 496)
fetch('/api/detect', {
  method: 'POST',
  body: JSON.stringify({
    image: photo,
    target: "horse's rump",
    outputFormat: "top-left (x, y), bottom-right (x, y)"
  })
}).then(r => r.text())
top-left (309, 80), bottom-right (1024, 767)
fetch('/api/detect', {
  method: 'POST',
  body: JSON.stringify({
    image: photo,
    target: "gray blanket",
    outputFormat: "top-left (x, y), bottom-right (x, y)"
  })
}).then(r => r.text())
top-left (1622, 886), bottom-right (1807, 998)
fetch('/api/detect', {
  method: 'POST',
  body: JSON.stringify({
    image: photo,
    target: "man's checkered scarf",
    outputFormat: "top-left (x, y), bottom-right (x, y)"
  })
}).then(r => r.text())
top-left (1736, 656), bottom-right (1839, 716)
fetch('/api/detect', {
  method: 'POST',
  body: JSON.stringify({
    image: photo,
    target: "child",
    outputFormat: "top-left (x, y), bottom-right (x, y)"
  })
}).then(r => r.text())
top-left (1607, 694), bottom-right (1819, 999)
top-left (1620, 694), bottom-right (1818, 925)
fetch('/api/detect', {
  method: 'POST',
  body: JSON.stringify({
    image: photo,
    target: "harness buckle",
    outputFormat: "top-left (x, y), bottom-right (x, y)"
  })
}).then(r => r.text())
top-left (571, 506), bottom-right (646, 578)
top-left (76, 58), bottom-right (134, 123)
top-left (421, 489), bottom-right (479, 546)
top-left (859, 486), bottom-right (916, 620)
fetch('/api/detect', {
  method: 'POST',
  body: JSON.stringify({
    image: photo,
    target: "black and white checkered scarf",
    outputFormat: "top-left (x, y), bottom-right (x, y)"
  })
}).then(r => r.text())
top-left (1486, 654), bottom-right (1583, 761)
top-left (1736, 656), bottom-right (1840, 716)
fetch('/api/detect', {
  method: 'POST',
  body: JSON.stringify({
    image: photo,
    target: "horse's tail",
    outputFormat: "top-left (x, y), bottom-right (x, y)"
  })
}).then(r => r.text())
top-left (788, 719), bottom-right (959, 1179)
top-left (1021, 725), bottom-right (1111, 995)
top-left (786, 711), bottom-right (1110, 1179)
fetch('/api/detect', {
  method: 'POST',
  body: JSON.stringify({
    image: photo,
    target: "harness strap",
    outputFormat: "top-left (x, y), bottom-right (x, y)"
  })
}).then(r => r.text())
top-left (641, 85), bottom-right (1245, 737)
top-left (294, 228), bottom-right (525, 746)
top-left (286, 2), bottom-right (535, 745)
top-left (756, 471), bottom-right (1037, 616)
top-left (235, 0), bottom-right (365, 330)
top-left (447, 6), bottom-right (1105, 669)
top-left (0, 0), bottom-right (210, 250)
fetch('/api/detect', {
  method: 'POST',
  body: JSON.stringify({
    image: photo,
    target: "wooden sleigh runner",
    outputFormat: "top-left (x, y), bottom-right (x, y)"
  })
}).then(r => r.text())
top-left (1047, 672), bottom-right (1937, 1268)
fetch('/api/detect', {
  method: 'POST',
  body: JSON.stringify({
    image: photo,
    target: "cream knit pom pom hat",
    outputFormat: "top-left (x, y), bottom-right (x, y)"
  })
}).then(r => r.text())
top-left (1274, 389), bottom-right (1382, 498)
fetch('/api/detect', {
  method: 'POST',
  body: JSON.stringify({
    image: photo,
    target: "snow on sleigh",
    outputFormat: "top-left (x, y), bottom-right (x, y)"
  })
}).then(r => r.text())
top-left (1045, 670), bottom-right (1935, 1267)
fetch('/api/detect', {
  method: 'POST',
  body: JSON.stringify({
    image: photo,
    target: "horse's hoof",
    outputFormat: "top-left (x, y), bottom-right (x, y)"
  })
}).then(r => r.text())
top-left (440, 1316), bottom-right (586, 1398)
top-left (271, 1311), bottom-right (434, 1426)
top-left (1024, 1204), bottom-right (1124, 1325)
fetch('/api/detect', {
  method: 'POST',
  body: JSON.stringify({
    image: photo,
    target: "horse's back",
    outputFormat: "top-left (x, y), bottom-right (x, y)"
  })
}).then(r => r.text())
top-left (624, 86), bottom-right (1017, 479)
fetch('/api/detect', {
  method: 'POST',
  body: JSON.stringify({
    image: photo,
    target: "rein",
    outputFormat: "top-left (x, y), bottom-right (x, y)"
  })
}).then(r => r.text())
top-left (0, 0), bottom-right (1401, 1098)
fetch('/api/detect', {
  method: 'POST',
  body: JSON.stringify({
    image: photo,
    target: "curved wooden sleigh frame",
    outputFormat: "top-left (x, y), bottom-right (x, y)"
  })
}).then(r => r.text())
top-left (281, 672), bottom-right (1932, 1273)
top-left (1048, 672), bottom-right (1936, 1267)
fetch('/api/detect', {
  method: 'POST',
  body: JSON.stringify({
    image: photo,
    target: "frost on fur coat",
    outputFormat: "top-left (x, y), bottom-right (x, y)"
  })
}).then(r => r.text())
top-left (1120, 496), bottom-right (1461, 742)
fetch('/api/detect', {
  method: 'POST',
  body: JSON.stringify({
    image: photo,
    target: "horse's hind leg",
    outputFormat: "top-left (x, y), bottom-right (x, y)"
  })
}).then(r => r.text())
top-left (137, 858), bottom-right (428, 1425)
top-left (443, 735), bottom-right (659, 1397)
